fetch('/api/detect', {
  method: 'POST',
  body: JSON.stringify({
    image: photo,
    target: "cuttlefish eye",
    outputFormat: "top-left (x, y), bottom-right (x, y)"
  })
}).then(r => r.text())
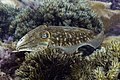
top-left (41, 31), bottom-right (50, 39)
top-left (19, 37), bottom-right (25, 42)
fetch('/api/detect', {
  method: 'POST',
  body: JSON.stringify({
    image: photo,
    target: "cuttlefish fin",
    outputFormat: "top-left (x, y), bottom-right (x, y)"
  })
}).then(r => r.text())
top-left (50, 31), bottom-right (105, 54)
top-left (86, 31), bottom-right (105, 49)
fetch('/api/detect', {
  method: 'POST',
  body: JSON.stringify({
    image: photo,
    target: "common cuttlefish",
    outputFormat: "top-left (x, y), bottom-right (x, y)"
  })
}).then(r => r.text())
top-left (16, 25), bottom-right (104, 54)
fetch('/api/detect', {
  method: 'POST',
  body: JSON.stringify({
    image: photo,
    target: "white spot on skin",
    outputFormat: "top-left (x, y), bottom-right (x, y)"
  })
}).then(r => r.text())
top-left (78, 40), bottom-right (81, 43)
top-left (68, 34), bottom-right (72, 38)
top-left (80, 36), bottom-right (83, 39)
top-left (56, 37), bottom-right (59, 40)
top-left (79, 33), bottom-right (82, 36)
top-left (59, 35), bottom-right (62, 38)
top-left (60, 42), bottom-right (62, 46)
top-left (76, 37), bottom-right (79, 40)
top-left (65, 32), bottom-right (68, 37)
top-left (68, 42), bottom-right (72, 45)
top-left (64, 38), bottom-right (67, 41)
top-left (52, 44), bottom-right (56, 47)
top-left (51, 41), bottom-right (55, 44)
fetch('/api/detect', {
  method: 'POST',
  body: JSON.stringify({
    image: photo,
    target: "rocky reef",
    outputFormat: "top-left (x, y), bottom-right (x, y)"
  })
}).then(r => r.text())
top-left (0, 2), bottom-right (19, 41)
top-left (8, 0), bottom-right (103, 39)
top-left (15, 36), bottom-right (120, 80)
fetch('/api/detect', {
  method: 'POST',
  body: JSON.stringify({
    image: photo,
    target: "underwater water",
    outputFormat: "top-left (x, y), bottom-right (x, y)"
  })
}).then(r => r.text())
top-left (0, 0), bottom-right (120, 80)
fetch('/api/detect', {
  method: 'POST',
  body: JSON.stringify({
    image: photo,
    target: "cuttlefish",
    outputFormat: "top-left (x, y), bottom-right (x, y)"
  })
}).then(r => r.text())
top-left (16, 25), bottom-right (104, 54)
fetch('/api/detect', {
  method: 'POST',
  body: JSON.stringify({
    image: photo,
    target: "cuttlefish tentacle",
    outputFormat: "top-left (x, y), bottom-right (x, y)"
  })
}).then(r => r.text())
top-left (16, 25), bottom-right (104, 54)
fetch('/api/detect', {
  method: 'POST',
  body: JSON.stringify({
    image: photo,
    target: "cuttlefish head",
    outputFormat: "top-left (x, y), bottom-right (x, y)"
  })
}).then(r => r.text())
top-left (16, 25), bottom-right (50, 51)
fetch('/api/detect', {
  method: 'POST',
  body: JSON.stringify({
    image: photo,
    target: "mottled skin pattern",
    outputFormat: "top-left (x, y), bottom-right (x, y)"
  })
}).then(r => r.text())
top-left (16, 25), bottom-right (104, 53)
top-left (47, 26), bottom-right (95, 46)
